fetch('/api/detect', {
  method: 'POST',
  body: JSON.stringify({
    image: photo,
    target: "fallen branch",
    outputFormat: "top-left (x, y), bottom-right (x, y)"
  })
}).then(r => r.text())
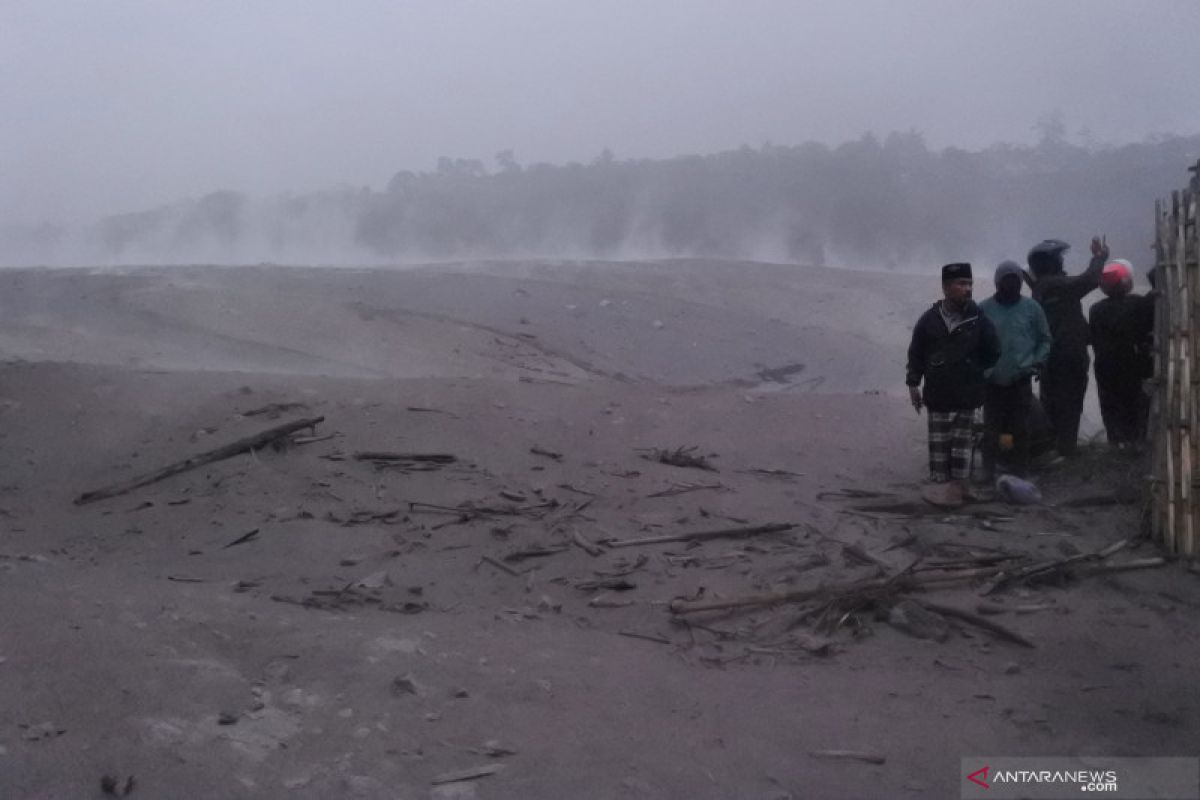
top-left (479, 555), bottom-right (521, 577)
top-left (982, 538), bottom-right (1129, 594)
top-left (605, 522), bottom-right (794, 549)
top-left (647, 482), bottom-right (725, 498)
top-left (670, 567), bottom-right (1006, 615)
top-left (912, 599), bottom-right (1035, 648)
top-left (242, 401), bottom-right (309, 418)
top-left (75, 417), bottom-right (325, 505)
top-left (571, 528), bottom-right (605, 557)
top-left (354, 452), bottom-right (456, 463)
top-left (639, 445), bottom-right (718, 472)
top-left (809, 750), bottom-right (886, 765)
top-left (222, 528), bottom-right (261, 549)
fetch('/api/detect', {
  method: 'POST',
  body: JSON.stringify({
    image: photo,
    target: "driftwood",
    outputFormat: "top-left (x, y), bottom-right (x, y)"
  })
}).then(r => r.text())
top-left (981, 538), bottom-right (1130, 594)
top-left (75, 416), bottom-right (325, 505)
top-left (605, 522), bottom-right (794, 549)
top-left (571, 528), bottom-right (605, 556)
top-left (639, 446), bottom-right (718, 472)
top-left (222, 528), bottom-right (260, 549)
top-left (670, 567), bottom-right (1006, 615)
top-left (809, 750), bottom-right (886, 765)
top-left (912, 599), bottom-right (1035, 648)
top-left (647, 481), bottom-right (725, 498)
top-left (242, 401), bottom-right (309, 418)
top-left (355, 452), bottom-right (456, 463)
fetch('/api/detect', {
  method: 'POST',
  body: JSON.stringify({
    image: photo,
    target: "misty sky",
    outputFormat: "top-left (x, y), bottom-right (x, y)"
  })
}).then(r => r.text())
top-left (3, 0), bottom-right (1199, 226)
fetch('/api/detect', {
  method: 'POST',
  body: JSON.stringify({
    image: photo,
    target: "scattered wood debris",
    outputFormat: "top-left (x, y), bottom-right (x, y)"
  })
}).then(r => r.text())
top-left (810, 750), bottom-right (886, 766)
top-left (75, 416), bottom-right (325, 505)
top-left (431, 764), bottom-right (504, 786)
top-left (604, 522), bottom-right (794, 549)
top-left (530, 446), bottom-right (564, 461)
top-left (639, 445), bottom-right (719, 472)
top-left (242, 401), bottom-right (310, 418)
top-left (353, 452), bottom-right (458, 472)
top-left (647, 481), bottom-right (725, 498)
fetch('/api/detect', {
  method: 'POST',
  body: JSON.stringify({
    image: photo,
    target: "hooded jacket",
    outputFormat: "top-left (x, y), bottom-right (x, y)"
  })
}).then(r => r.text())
top-left (906, 299), bottom-right (1002, 411)
top-left (979, 262), bottom-right (1052, 386)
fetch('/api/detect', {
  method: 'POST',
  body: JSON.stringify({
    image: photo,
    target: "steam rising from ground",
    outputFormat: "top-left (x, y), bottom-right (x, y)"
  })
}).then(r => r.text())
top-left (4, 132), bottom-right (1198, 272)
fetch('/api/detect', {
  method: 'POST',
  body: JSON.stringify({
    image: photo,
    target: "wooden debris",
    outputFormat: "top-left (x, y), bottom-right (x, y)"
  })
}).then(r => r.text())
top-left (242, 401), bottom-right (309, 418)
top-left (647, 481), bottom-right (725, 498)
top-left (618, 630), bottom-right (671, 645)
top-left (976, 601), bottom-right (1059, 615)
top-left (329, 508), bottom-right (403, 526)
top-left (289, 433), bottom-right (336, 446)
top-left (431, 764), bottom-right (505, 785)
top-left (571, 528), bottom-right (605, 557)
top-left (575, 577), bottom-right (636, 592)
top-left (406, 405), bottom-right (459, 418)
top-left (222, 528), bottom-right (260, 549)
top-left (913, 600), bottom-right (1035, 649)
top-left (354, 452), bottom-right (458, 472)
top-left (557, 483), bottom-right (597, 496)
top-left (503, 544), bottom-right (569, 563)
top-left (1079, 557), bottom-right (1168, 576)
top-left (639, 445), bottom-right (718, 472)
top-left (605, 522), bottom-right (794, 549)
top-left (739, 468), bottom-right (805, 479)
top-left (670, 567), bottom-right (1007, 615)
top-left (479, 556), bottom-right (521, 577)
top-left (981, 538), bottom-right (1130, 594)
top-left (530, 446), bottom-right (563, 461)
top-left (817, 488), bottom-right (896, 500)
top-left (75, 417), bottom-right (325, 505)
top-left (810, 750), bottom-right (886, 765)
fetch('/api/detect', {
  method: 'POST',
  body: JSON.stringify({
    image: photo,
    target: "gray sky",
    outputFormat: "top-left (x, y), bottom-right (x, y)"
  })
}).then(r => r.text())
top-left (3, 0), bottom-right (1199, 226)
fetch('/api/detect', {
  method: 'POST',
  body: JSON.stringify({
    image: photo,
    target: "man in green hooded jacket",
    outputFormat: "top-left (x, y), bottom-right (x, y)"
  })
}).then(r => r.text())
top-left (979, 260), bottom-right (1052, 479)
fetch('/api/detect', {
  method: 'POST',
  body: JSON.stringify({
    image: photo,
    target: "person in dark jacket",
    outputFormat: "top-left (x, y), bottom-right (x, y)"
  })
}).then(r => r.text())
top-left (979, 260), bottom-right (1052, 479)
top-left (906, 262), bottom-right (1002, 507)
top-left (1026, 236), bottom-right (1109, 457)
top-left (1089, 259), bottom-right (1155, 446)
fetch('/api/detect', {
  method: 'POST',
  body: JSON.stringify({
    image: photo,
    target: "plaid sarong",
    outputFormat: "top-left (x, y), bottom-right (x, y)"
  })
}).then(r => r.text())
top-left (928, 409), bottom-right (980, 482)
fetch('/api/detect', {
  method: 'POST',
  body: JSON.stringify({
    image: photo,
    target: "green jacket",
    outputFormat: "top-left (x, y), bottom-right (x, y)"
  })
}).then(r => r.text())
top-left (979, 295), bottom-right (1052, 386)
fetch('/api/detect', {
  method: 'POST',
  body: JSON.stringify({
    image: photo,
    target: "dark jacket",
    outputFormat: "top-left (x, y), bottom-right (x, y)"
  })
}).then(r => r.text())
top-left (1089, 293), bottom-right (1155, 381)
top-left (906, 300), bottom-right (1002, 412)
top-left (1031, 253), bottom-right (1106, 362)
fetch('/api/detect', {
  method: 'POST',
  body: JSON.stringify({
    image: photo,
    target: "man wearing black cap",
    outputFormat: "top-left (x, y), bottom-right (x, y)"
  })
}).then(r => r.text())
top-left (1026, 236), bottom-right (1109, 457)
top-left (906, 263), bottom-right (1002, 507)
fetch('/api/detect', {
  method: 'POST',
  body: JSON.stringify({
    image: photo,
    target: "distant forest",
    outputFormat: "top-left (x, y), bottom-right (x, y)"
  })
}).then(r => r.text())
top-left (6, 130), bottom-right (1200, 270)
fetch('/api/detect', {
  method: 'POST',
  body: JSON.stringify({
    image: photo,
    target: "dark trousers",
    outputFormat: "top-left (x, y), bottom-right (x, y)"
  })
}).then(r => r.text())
top-left (982, 377), bottom-right (1033, 477)
top-left (1095, 364), bottom-right (1146, 444)
top-left (1040, 354), bottom-right (1089, 457)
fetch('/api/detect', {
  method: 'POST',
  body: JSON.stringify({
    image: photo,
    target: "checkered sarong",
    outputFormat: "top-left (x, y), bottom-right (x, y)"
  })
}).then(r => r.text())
top-left (927, 409), bottom-right (980, 482)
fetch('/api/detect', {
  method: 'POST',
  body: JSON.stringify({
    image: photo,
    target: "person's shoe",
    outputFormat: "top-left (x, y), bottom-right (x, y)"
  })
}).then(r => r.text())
top-left (922, 482), bottom-right (964, 508)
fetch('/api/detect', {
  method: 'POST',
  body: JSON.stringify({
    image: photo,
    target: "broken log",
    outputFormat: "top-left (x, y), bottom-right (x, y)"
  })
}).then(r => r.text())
top-left (606, 522), bottom-right (794, 549)
top-left (913, 600), bottom-right (1035, 648)
top-left (75, 417), bottom-right (325, 505)
top-left (571, 528), bottom-right (605, 557)
top-left (354, 452), bottom-right (456, 463)
top-left (670, 566), bottom-right (1008, 615)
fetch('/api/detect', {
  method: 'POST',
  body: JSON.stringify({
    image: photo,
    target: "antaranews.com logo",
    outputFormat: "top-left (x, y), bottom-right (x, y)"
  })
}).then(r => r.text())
top-left (965, 764), bottom-right (1118, 792)
top-left (960, 757), bottom-right (1199, 799)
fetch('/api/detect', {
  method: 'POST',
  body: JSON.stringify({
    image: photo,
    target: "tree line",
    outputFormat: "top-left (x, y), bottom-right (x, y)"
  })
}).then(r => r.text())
top-left (6, 130), bottom-right (1199, 270)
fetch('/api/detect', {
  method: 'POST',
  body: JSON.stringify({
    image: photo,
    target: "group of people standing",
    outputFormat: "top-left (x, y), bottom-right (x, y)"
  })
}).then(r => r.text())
top-left (905, 237), bottom-right (1155, 507)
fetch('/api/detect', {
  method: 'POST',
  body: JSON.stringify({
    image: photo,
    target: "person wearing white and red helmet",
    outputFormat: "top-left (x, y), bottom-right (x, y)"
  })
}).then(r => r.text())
top-left (1088, 259), bottom-right (1154, 446)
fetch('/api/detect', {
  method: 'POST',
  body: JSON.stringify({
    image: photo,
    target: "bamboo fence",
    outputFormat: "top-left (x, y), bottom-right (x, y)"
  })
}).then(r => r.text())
top-left (1149, 163), bottom-right (1200, 558)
